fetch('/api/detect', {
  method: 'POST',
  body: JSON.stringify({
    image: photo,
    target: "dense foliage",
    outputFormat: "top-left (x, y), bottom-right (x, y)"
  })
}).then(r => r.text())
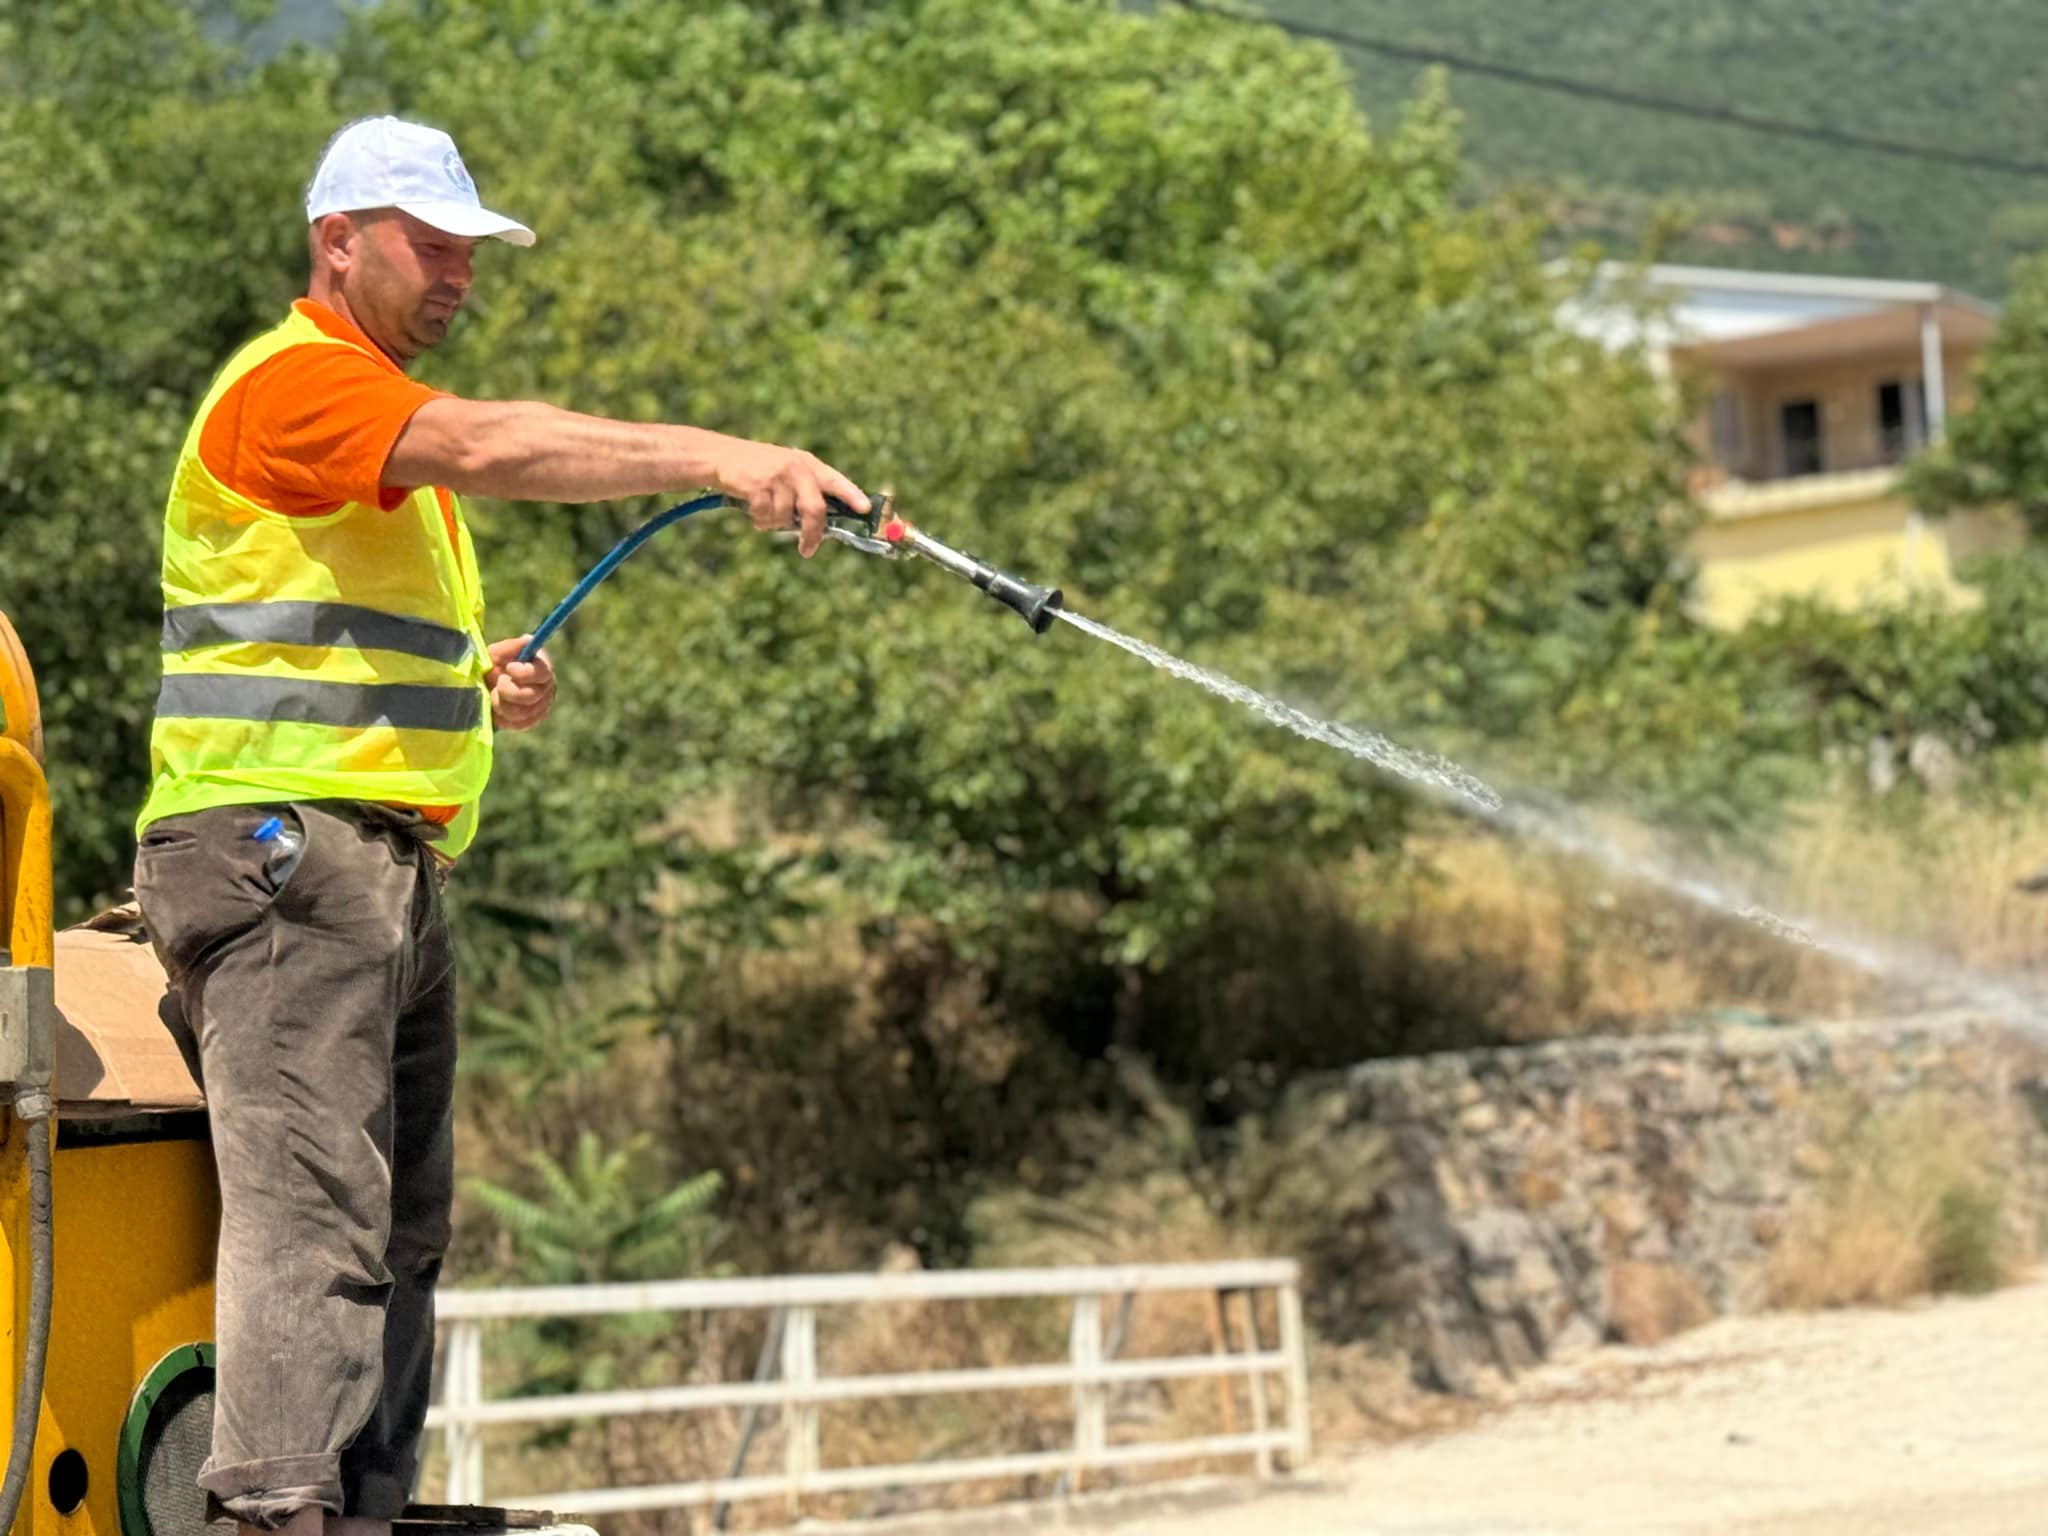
top-left (1272, 0), bottom-right (2048, 295)
top-left (1910, 253), bottom-right (2048, 529)
top-left (8, 0), bottom-right (2048, 1292)
top-left (3, 0), bottom-right (1765, 936)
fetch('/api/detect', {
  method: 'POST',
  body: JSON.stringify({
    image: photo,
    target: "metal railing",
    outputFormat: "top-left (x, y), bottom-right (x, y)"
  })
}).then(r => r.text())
top-left (427, 1259), bottom-right (1310, 1520)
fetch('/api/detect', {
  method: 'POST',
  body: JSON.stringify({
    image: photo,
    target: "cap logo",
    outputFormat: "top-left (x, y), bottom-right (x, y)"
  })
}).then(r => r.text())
top-left (442, 148), bottom-right (476, 198)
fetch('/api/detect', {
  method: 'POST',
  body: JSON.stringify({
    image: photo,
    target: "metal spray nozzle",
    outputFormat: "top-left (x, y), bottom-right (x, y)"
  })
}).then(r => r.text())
top-left (821, 491), bottom-right (1063, 635)
top-left (884, 514), bottom-right (1063, 634)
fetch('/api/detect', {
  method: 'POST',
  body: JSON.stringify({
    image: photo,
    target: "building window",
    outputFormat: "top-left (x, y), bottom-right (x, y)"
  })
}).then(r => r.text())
top-left (1779, 399), bottom-right (1823, 477)
top-left (1877, 378), bottom-right (1928, 463)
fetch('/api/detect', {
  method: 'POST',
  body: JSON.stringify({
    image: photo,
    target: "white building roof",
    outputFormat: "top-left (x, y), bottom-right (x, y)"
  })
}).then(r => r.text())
top-left (1562, 262), bottom-right (2000, 355)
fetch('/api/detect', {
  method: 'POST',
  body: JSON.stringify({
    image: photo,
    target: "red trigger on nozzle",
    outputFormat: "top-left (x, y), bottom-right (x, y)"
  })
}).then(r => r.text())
top-left (882, 519), bottom-right (907, 543)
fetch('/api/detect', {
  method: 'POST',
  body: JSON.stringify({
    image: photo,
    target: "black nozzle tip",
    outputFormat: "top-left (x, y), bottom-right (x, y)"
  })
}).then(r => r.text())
top-left (984, 573), bottom-right (1064, 635)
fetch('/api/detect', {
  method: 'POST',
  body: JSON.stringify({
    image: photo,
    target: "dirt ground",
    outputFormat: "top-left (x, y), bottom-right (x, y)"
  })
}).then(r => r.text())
top-left (1099, 1274), bottom-right (2048, 1535)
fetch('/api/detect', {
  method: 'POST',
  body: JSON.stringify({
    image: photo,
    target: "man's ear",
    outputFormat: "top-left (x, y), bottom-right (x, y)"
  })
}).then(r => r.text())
top-left (311, 212), bottom-right (360, 276)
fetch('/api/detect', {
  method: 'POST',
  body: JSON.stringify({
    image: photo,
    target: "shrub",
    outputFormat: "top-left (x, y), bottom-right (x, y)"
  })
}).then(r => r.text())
top-left (1929, 1182), bottom-right (2005, 1296)
top-left (1771, 1091), bottom-right (2016, 1309)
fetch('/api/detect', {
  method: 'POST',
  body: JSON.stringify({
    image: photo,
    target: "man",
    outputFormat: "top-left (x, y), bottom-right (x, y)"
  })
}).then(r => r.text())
top-left (131, 115), bottom-right (865, 1534)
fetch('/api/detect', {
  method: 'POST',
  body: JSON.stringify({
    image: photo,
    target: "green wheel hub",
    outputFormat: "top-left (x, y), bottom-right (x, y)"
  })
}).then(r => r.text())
top-left (118, 1342), bottom-right (217, 1536)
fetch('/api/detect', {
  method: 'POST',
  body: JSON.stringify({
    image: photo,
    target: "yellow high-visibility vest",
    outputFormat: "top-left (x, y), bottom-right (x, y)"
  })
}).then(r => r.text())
top-left (137, 306), bottom-right (493, 856)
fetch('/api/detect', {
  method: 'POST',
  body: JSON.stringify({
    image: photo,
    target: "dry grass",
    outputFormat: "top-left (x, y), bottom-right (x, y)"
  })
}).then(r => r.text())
top-left (1376, 794), bottom-right (2048, 1034)
top-left (1769, 1089), bottom-right (2021, 1310)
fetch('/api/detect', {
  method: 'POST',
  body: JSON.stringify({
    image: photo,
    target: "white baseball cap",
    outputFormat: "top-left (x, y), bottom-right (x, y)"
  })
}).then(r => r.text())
top-left (306, 116), bottom-right (535, 247)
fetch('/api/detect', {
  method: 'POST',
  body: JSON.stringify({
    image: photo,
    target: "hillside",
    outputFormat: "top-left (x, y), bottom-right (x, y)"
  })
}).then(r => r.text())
top-left (220, 0), bottom-right (2046, 293)
top-left (1266, 0), bottom-right (2048, 296)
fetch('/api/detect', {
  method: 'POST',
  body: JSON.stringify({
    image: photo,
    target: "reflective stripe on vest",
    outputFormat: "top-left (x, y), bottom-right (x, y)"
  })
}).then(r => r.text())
top-left (137, 306), bottom-right (493, 855)
top-left (155, 675), bottom-right (484, 733)
top-left (162, 600), bottom-right (475, 667)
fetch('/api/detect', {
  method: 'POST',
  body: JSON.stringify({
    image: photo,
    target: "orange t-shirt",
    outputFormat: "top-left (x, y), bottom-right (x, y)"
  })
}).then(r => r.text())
top-left (200, 298), bottom-right (446, 518)
top-left (199, 298), bottom-right (468, 825)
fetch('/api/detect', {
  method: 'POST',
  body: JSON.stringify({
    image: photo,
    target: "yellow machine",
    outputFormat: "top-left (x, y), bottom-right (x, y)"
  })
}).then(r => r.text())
top-left (1, 611), bottom-right (221, 1536)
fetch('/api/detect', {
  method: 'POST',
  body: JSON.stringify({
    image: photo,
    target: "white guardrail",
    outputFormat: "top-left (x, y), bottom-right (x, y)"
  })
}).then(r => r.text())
top-left (427, 1259), bottom-right (1311, 1520)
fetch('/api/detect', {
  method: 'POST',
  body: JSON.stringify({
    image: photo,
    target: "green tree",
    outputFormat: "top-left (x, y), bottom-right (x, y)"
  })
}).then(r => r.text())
top-left (465, 1132), bottom-right (730, 1410)
top-left (349, 0), bottom-right (1763, 970)
top-left (0, 0), bottom-right (342, 906)
top-left (4, 0), bottom-right (1763, 947)
top-left (460, 995), bottom-right (645, 1105)
top-left (467, 1130), bottom-right (728, 1289)
top-left (1735, 551), bottom-right (2048, 778)
top-left (0, 1), bottom-right (1821, 1263)
top-left (1908, 252), bottom-right (2048, 530)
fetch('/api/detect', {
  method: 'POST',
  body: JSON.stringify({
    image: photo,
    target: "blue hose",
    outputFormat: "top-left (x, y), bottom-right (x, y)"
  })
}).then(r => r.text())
top-left (518, 492), bottom-right (725, 662)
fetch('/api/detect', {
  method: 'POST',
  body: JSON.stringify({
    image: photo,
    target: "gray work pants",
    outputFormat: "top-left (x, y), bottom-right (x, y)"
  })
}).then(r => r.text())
top-left (134, 799), bottom-right (457, 1527)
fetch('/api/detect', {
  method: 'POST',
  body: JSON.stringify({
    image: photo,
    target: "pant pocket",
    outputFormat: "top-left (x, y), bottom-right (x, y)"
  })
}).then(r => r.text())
top-left (138, 823), bottom-right (200, 855)
top-left (134, 807), bottom-right (291, 981)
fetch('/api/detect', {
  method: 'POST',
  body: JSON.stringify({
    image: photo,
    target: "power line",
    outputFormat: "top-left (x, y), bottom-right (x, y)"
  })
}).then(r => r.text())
top-left (1173, 0), bottom-right (2048, 180)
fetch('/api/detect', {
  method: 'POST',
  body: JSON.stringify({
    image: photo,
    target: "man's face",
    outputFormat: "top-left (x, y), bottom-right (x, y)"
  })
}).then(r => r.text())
top-left (341, 210), bottom-right (480, 363)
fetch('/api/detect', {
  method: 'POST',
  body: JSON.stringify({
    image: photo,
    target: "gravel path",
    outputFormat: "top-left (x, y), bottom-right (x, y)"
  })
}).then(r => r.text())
top-left (1109, 1275), bottom-right (2048, 1535)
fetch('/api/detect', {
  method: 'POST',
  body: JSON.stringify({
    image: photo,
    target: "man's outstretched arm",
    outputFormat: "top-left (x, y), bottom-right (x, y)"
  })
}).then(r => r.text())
top-left (388, 397), bottom-right (865, 556)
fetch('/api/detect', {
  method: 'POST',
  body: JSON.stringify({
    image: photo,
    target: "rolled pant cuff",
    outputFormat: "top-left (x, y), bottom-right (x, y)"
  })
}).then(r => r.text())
top-left (200, 1455), bottom-right (342, 1528)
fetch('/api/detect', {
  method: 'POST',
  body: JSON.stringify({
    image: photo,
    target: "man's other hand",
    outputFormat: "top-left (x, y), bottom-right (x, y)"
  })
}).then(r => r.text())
top-left (714, 441), bottom-right (867, 558)
top-left (485, 636), bottom-right (556, 731)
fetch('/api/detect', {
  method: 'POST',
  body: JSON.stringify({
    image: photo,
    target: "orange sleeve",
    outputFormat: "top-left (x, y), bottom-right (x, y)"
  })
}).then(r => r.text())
top-left (198, 342), bottom-right (448, 518)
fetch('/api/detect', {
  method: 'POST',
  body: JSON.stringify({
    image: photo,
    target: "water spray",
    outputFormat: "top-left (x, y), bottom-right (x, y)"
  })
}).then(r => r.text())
top-left (527, 487), bottom-right (2047, 1033)
top-left (1055, 611), bottom-right (2048, 1033)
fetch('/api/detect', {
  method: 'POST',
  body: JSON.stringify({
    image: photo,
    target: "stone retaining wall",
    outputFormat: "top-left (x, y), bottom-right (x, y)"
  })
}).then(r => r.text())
top-left (1326, 1014), bottom-right (2048, 1392)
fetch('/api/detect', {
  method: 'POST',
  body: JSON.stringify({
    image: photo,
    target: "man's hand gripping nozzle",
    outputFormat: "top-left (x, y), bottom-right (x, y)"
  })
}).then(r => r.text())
top-left (818, 490), bottom-right (1065, 635)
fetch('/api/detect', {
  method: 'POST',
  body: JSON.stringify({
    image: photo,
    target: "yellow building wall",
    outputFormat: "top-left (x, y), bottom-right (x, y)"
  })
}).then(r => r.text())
top-left (1689, 494), bottom-right (2023, 628)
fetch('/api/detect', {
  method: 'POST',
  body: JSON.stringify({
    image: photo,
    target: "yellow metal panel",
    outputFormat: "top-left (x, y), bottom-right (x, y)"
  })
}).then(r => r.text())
top-left (0, 615), bottom-right (42, 765)
top-left (3, 609), bottom-right (222, 1536)
top-left (19, 1136), bottom-right (218, 1536)
top-left (0, 739), bottom-right (52, 973)
top-left (0, 1115), bottom-right (46, 1536)
top-left (0, 608), bottom-right (56, 1536)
